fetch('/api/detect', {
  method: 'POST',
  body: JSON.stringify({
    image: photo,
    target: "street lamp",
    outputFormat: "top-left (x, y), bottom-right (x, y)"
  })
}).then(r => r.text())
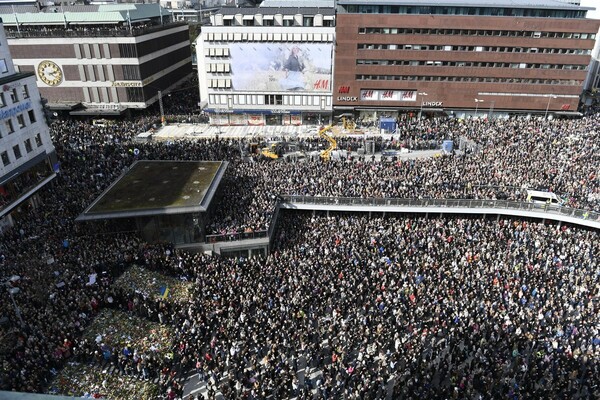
top-left (418, 92), bottom-right (428, 119)
top-left (474, 99), bottom-right (484, 118)
top-left (157, 90), bottom-right (165, 126)
top-left (545, 95), bottom-right (558, 119)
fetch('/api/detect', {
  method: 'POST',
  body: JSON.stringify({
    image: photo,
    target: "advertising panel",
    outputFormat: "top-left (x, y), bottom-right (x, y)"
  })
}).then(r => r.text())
top-left (247, 114), bottom-right (264, 126)
top-left (230, 43), bottom-right (332, 92)
top-left (360, 90), bottom-right (417, 102)
top-left (229, 113), bottom-right (247, 125)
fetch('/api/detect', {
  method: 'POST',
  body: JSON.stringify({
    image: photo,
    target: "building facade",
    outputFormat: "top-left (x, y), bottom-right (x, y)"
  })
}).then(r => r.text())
top-left (196, 4), bottom-right (335, 126)
top-left (0, 4), bottom-right (192, 115)
top-left (334, 0), bottom-right (600, 122)
top-left (0, 20), bottom-right (57, 233)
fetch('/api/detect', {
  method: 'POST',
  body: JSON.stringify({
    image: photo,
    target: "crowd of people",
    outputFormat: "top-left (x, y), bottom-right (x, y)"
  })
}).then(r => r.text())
top-left (0, 97), bottom-right (599, 399)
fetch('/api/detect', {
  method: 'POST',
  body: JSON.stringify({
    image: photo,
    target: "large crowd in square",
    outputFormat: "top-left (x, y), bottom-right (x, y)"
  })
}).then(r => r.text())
top-left (0, 91), bottom-right (599, 399)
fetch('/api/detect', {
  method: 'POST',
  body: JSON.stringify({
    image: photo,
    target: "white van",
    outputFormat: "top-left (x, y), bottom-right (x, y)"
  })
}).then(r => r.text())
top-left (526, 190), bottom-right (564, 206)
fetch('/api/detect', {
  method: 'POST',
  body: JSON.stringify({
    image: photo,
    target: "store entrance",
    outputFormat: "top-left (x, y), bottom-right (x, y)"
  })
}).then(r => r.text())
top-left (265, 115), bottom-right (282, 125)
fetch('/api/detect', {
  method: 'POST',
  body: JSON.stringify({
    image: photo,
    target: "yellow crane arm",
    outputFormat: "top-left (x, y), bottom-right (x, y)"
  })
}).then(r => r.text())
top-left (318, 124), bottom-right (337, 161)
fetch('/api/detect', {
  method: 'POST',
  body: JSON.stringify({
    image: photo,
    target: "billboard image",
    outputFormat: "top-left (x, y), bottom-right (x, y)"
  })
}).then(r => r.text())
top-left (360, 90), bottom-right (417, 102)
top-left (229, 43), bottom-right (332, 92)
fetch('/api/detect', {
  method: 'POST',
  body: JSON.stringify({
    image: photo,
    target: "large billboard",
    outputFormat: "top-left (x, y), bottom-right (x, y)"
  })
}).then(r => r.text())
top-left (229, 43), bottom-right (332, 92)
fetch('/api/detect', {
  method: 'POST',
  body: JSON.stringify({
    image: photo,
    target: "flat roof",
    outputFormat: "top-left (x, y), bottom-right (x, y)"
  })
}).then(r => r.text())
top-left (0, 392), bottom-right (76, 400)
top-left (0, 3), bottom-right (168, 25)
top-left (77, 160), bottom-right (227, 221)
top-left (336, 0), bottom-right (593, 11)
top-left (218, 6), bottom-right (335, 16)
top-left (260, 0), bottom-right (335, 8)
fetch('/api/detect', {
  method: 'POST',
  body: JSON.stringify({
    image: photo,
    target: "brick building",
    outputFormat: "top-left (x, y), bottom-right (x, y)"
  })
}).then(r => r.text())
top-left (334, 0), bottom-right (600, 121)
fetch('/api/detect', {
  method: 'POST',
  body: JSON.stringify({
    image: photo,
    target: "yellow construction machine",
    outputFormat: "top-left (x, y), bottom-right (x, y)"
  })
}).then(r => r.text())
top-left (318, 124), bottom-right (337, 161)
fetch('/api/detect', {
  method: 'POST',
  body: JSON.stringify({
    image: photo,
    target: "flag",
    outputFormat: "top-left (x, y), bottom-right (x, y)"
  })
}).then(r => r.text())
top-left (159, 286), bottom-right (169, 299)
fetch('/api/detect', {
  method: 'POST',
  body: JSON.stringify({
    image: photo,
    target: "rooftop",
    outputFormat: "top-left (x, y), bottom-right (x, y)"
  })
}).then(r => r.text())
top-left (260, 0), bottom-right (335, 8)
top-left (77, 160), bottom-right (227, 221)
top-left (217, 6), bottom-right (335, 15)
top-left (0, 3), bottom-right (169, 25)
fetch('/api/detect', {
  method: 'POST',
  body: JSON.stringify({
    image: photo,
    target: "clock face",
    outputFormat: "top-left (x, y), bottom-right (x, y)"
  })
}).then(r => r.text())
top-left (37, 60), bottom-right (63, 86)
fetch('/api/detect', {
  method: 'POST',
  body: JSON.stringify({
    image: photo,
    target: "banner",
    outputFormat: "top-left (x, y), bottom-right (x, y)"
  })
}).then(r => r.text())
top-left (290, 114), bottom-right (302, 126)
top-left (210, 114), bottom-right (229, 125)
top-left (360, 90), bottom-right (417, 102)
top-left (229, 43), bottom-right (333, 92)
top-left (229, 113), bottom-right (247, 126)
top-left (247, 114), bottom-right (264, 126)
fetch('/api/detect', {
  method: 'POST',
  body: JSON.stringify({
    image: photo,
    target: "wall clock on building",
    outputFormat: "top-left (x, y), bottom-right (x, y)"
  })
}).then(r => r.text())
top-left (37, 60), bottom-right (63, 86)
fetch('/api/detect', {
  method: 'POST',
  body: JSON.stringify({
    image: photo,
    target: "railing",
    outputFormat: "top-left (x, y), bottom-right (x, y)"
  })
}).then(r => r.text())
top-left (202, 196), bottom-right (599, 245)
top-left (205, 230), bottom-right (268, 244)
top-left (5, 22), bottom-right (186, 39)
top-left (280, 195), bottom-right (600, 224)
top-left (267, 203), bottom-right (281, 243)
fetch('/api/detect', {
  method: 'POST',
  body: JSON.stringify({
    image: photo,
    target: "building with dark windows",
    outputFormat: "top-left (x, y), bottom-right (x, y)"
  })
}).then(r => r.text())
top-left (0, 4), bottom-right (192, 116)
top-left (196, 0), bottom-right (335, 126)
top-left (0, 20), bottom-right (57, 233)
top-left (334, 0), bottom-right (600, 122)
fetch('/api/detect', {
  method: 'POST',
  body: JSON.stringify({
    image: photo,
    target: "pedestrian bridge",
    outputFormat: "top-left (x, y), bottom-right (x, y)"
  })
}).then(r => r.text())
top-left (181, 196), bottom-right (599, 254)
top-left (279, 195), bottom-right (600, 230)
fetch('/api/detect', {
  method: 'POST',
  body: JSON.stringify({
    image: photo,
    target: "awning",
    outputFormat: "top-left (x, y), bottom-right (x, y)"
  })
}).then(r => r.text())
top-left (46, 102), bottom-right (82, 111)
top-left (553, 111), bottom-right (582, 116)
top-left (70, 107), bottom-right (126, 116)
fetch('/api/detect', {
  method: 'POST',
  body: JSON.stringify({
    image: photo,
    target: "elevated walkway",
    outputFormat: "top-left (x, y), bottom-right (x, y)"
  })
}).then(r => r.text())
top-left (279, 196), bottom-right (600, 230)
top-left (178, 196), bottom-right (598, 257)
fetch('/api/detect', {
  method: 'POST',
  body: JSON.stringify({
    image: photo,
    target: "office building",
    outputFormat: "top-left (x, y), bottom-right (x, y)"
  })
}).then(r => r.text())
top-left (0, 20), bottom-right (57, 233)
top-left (196, 1), bottom-right (335, 126)
top-left (334, 0), bottom-right (600, 121)
top-left (0, 4), bottom-right (192, 115)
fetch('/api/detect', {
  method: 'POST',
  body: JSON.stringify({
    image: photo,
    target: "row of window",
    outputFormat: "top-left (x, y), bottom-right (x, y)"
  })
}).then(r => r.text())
top-left (204, 32), bottom-right (334, 44)
top-left (359, 28), bottom-right (597, 40)
top-left (75, 43), bottom-right (113, 59)
top-left (0, 85), bottom-right (31, 108)
top-left (0, 133), bottom-right (43, 167)
top-left (343, 5), bottom-right (586, 19)
top-left (209, 93), bottom-right (331, 108)
top-left (205, 63), bottom-right (231, 73)
top-left (355, 75), bottom-right (582, 86)
top-left (356, 59), bottom-right (588, 71)
top-left (207, 78), bottom-right (232, 89)
top-left (221, 17), bottom-right (334, 28)
top-left (357, 43), bottom-right (592, 55)
top-left (0, 110), bottom-right (37, 139)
